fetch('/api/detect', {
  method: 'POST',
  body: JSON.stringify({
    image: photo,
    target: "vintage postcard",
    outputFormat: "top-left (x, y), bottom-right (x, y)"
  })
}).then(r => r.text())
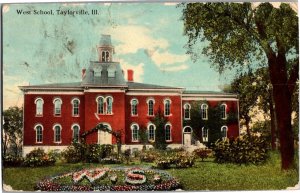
top-left (2, 1), bottom-right (299, 191)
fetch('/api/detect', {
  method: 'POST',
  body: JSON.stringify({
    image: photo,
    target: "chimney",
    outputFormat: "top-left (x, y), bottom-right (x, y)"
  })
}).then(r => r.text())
top-left (127, 69), bottom-right (134, 82)
top-left (82, 68), bottom-right (86, 80)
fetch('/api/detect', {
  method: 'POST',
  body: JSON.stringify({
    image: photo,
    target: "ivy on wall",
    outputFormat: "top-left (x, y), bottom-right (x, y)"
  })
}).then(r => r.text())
top-left (183, 101), bottom-right (238, 147)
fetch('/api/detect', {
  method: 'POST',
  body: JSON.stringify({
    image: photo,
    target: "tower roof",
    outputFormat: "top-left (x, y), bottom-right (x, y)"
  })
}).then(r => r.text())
top-left (99, 34), bottom-right (112, 46)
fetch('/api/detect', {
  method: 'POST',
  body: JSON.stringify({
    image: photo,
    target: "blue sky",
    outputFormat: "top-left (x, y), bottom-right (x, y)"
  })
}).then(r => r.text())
top-left (3, 2), bottom-right (236, 109)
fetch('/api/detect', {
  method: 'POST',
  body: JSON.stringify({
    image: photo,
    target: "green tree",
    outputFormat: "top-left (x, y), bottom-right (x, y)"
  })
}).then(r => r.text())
top-left (151, 108), bottom-right (168, 150)
top-left (181, 2), bottom-right (298, 170)
top-left (3, 106), bottom-right (23, 156)
top-left (138, 126), bottom-right (148, 150)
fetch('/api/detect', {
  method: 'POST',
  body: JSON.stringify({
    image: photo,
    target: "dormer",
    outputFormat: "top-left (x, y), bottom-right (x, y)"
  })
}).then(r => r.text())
top-left (108, 65), bottom-right (116, 78)
top-left (97, 34), bottom-right (114, 62)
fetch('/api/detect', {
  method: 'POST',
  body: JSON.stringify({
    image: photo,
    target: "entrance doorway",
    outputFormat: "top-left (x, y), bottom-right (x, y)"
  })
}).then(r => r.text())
top-left (98, 123), bottom-right (112, 145)
top-left (183, 126), bottom-right (192, 146)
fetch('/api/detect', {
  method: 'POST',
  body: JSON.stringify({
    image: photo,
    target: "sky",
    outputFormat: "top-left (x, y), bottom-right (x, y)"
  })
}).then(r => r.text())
top-left (2, 2), bottom-right (298, 110)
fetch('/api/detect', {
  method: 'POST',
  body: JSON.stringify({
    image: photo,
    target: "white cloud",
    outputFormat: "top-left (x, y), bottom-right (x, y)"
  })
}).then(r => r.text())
top-left (119, 59), bottom-right (144, 82)
top-left (161, 64), bottom-right (188, 72)
top-left (164, 3), bottom-right (179, 6)
top-left (103, 25), bottom-right (169, 55)
top-left (151, 51), bottom-right (189, 66)
top-left (3, 76), bottom-right (27, 109)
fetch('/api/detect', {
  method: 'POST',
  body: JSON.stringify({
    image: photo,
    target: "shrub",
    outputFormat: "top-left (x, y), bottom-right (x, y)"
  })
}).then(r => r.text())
top-left (213, 135), bottom-right (269, 165)
top-left (124, 149), bottom-right (131, 164)
top-left (3, 154), bottom-right (24, 167)
top-left (194, 148), bottom-right (212, 161)
top-left (154, 151), bottom-right (195, 169)
top-left (62, 143), bottom-right (85, 163)
top-left (139, 150), bottom-right (160, 162)
top-left (173, 152), bottom-right (195, 168)
top-left (23, 148), bottom-right (56, 167)
top-left (100, 157), bottom-right (122, 164)
top-left (86, 144), bottom-right (103, 163)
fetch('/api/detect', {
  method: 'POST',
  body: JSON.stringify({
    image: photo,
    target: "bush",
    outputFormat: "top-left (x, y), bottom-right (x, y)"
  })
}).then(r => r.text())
top-left (100, 157), bottom-right (122, 164)
top-left (194, 148), bottom-right (212, 161)
top-left (23, 148), bottom-right (56, 167)
top-left (85, 144), bottom-right (114, 163)
top-left (154, 151), bottom-right (195, 169)
top-left (139, 150), bottom-right (160, 162)
top-left (3, 155), bottom-right (24, 167)
top-left (213, 135), bottom-right (269, 165)
top-left (62, 143), bottom-right (86, 163)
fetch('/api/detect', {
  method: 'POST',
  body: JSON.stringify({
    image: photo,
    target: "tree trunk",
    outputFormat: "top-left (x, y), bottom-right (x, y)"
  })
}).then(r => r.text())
top-left (268, 54), bottom-right (294, 170)
top-left (245, 117), bottom-right (251, 136)
top-left (269, 90), bottom-right (277, 150)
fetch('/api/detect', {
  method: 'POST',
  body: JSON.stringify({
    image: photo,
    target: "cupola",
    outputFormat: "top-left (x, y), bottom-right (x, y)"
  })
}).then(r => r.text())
top-left (97, 34), bottom-right (114, 62)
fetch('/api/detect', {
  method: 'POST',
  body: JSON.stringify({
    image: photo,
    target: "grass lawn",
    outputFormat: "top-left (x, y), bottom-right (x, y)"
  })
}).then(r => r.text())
top-left (3, 151), bottom-right (298, 191)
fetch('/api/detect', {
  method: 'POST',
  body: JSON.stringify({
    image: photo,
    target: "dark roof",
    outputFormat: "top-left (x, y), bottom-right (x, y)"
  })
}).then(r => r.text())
top-left (126, 82), bottom-right (181, 90)
top-left (82, 61), bottom-right (127, 86)
top-left (20, 82), bottom-right (82, 88)
top-left (183, 90), bottom-right (235, 95)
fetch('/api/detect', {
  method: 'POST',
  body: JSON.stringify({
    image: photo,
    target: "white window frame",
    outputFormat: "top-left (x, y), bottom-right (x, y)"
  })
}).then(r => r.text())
top-left (147, 98), bottom-right (155, 116)
top-left (35, 98), bottom-right (44, 116)
top-left (53, 124), bottom-right (62, 143)
top-left (165, 123), bottom-right (172, 142)
top-left (71, 124), bottom-right (80, 143)
top-left (147, 123), bottom-right (156, 142)
top-left (102, 51), bottom-right (110, 62)
top-left (164, 99), bottom-right (171, 116)
top-left (96, 96), bottom-right (105, 114)
top-left (131, 123), bottom-right (139, 142)
top-left (130, 99), bottom-right (139, 116)
top-left (221, 103), bottom-right (227, 120)
top-left (202, 127), bottom-right (209, 142)
top-left (53, 98), bottom-right (62, 116)
top-left (221, 126), bottom-right (228, 140)
top-left (71, 98), bottom-right (80, 117)
top-left (184, 103), bottom-right (191, 120)
top-left (34, 124), bottom-right (43, 143)
top-left (106, 96), bottom-right (113, 115)
top-left (201, 104), bottom-right (208, 120)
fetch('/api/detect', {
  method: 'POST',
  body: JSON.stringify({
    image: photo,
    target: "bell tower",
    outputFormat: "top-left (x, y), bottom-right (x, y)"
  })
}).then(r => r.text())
top-left (97, 34), bottom-right (114, 62)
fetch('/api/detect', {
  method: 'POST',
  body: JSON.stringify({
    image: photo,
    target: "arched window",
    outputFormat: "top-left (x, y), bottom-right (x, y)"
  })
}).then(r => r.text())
top-left (147, 99), bottom-right (154, 116)
top-left (53, 98), bottom-right (62, 116)
top-left (53, 124), bottom-right (62, 143)
top-left (184, 103), bottom-right (191, 120)
top-left (131, 123), bottom-right (139, 142)
top-left (131, 99), bottom-right (138, 116)
top-left (164, 99), bottom-right (171, 116)
top-left (72, 124), bottom-right (80, 143)
top-left (221, 126), bottom-right (228, 140)
top-left (102, 51), bottom-right (110, 62)
top-left (106, 96), bottom-right (113, 114)
top-left (221, 104), bottom-right (227, 119)
top-left (202, 127), bottom-right (209, 142)
top-left (201, 104), bottom-right (208, 120)
top-left (97, 96), bottom-right (105, 114)
top-left (34, 124), bottom-right (43, 143)
top-left (148, 123), bottom-right (156, 141)
top-left (72, 98), bottom-right (80, 116)
top-left (35, 98), bottom-right (44, 116)
top-left (165, 124), bottom-right (172, 141)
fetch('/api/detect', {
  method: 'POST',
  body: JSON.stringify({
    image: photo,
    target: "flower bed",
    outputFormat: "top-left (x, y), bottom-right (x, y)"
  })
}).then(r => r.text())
top-left (35, 167), bottom-right (181, 191)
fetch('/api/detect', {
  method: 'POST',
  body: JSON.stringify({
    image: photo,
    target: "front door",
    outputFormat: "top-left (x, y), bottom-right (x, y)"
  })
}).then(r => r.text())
top-left (98, 124), bottom-right (112, 144)
top-left (183, 126), bottom-right (192, 146)
top-left (184, 133), bottom-right (191, 146)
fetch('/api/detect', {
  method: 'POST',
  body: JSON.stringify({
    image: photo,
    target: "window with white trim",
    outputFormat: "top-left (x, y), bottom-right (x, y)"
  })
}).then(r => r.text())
top-left (131, 124), bottom-right (139, 142)
top-left (106, 96), bottom-right (113, 114)
top-left (54, 125), bottom-right (62, 143)
top-left (97, 96), bottom-right (105, 114)
top-left (184, 103), bottom-right (191, 120)
top-left (35, 98), bottom-right (44, 116)
top-left (165, 124), bottom-right (172, 141)
top-left (164, 99), bottom-right (171, 116)
top-left (148, 124), bottom-right (156, 141)
top-left (221, 126), bottom-right (228, 140)
top-left (54, 98), bottom-right (62, 116)
top-left (131, 99), bottom-right (138, 116)
top-left (35, 125), bottom-right (43, 143)
top-left (72, 124), bottom-right (80, 142)
top-left (72, 98), bottom-right (80, 116)
top-left (102, 51), bottom-right (110, 62)
top-left (147, 99), bottom-right (154, 116)
top-left (221, 104), bottom-right (227, 119)
top-left (201, 104), bottom-right (208, 120)
top-left (202, 127), bottom-right (209, 142)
